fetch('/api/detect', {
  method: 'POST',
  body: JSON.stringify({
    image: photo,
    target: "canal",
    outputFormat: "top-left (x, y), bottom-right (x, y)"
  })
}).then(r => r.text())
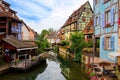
top-left (0, 53), bottom-right (89, 80)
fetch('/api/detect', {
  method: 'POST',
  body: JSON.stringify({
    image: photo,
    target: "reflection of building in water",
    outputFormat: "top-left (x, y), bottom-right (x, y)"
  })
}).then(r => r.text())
top-left (60, 64), bottom-right (70, 79)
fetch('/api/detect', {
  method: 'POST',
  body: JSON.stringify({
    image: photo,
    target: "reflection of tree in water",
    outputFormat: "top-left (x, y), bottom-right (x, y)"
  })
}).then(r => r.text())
top-left (59, 56), bottom-right (71, 80)
top-left (58, 56), bottom-right (89, 80)
top-left (60, 64), bottom-right (71, 79)
top-left (0, 60), bottom-right (47, 80)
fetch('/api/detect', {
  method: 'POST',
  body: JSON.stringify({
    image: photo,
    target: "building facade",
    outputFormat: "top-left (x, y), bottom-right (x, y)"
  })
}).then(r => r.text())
top-left (60, 1), bottom-right (93, 41)
top-left (21, 21), bottom-right (36, 41)
top-left (0, 0), bottom-right (22, 40)
top-left (0, 0), bottom-right (38, 62)
top-left (94, 0), bottom-right (120, 62)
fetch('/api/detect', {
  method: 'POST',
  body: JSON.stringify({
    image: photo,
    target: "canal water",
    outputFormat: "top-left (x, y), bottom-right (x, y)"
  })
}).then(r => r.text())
top-left (0, 55), bottom-right (89, 80)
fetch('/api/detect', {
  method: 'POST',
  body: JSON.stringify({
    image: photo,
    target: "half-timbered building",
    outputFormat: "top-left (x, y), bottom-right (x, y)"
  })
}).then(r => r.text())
top-left (60, 1), bottom-right (93, 41)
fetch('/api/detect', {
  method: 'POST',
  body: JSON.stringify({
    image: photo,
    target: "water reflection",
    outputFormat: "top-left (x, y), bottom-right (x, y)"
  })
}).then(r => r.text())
top-left (35, 59), bottom-right (66, 80)
top-left (0, 61), bottom-right (47, 80)
top-left (0, 55), bottom-right (89, 80)
top-left (58, 56), bottom-right (89, 80)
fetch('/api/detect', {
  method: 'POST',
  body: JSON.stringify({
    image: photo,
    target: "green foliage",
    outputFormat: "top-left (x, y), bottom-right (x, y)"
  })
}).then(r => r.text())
top-left (35, 29), bottom-right (50, 53)
top-left (41, 29), bottom-right (49, 37)
top-left (85, 40), bottom-right (93, 48)
top-left (96, 39), bottom-right (100, 48)
top-left (0, 55), bottom-right (5, 66)
top-left (54, 46), bottom-right (59, 53)
top-left (61, 40), bottom-right (69, 47)
top-left (70, 32), bottom-right (86, 61)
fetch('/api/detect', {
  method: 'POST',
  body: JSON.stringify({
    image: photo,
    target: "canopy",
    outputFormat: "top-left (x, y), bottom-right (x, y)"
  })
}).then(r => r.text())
top-left (107, 52), bottom-right (120, 60)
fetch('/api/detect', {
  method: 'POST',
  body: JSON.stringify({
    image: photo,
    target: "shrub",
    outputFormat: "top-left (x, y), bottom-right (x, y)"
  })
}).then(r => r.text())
top-left (61, 40), bottom-right (69, 46)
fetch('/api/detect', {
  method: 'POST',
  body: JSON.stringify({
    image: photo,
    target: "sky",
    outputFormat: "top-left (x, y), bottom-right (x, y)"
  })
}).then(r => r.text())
top-left (5, 0), bottom-right (93, 34)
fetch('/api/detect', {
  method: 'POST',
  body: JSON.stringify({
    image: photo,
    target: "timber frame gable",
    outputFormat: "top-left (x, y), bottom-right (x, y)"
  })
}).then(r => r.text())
top-left (60, 1), bottom-right (93, 40)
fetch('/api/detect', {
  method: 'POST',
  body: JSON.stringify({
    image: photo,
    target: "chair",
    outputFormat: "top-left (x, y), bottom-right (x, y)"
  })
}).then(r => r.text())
top-left (109, 70), bottom-right (117, 79)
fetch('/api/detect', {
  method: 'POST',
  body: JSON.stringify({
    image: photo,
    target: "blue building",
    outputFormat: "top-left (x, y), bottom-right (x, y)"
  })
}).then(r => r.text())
top-left (94, 0), bottom-right (120, 62)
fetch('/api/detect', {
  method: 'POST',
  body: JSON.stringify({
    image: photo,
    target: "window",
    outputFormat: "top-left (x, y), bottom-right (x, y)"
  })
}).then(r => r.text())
top-left (87, 35), bottom-right (92, 39)
top-left (105, 37), bottom-right (111, 49)
top-left (102, 36), bottom-right (114, 50)
top-left (96, 16), bottom-right (99, 26)
top-left (82, 16), bottom-right (86, 22)
top-left (105, 10), bottom-right (110, 25)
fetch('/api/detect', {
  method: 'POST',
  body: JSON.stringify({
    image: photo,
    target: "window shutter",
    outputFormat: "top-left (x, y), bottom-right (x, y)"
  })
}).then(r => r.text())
top-left (102, 37), bottom-right (105, 49)
top-left (93, 0), bottom-right (96, 6)
top-left (98, 15), bottom-right (100, 25)
top-left (110, 7), bottom-right (114, 26)
top-left (111, 36), bottom-right (115, 51)
top-left (101, 13), bottom-right (105, 28)
top-left (94, 17), bottom-right (96, 26)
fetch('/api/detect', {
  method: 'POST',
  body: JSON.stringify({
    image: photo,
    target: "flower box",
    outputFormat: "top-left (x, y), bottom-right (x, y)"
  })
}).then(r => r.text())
top-left (105, 23), bottom-right (111, 27)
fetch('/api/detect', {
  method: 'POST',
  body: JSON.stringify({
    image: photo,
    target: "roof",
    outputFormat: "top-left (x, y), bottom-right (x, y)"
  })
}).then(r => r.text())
top-left (0, 1), bottom-right (21, 22)
top-left (62, 1), bottom-right (92, 28)
top-left (2, 36), bottom-right (37, 50)
top-left (0, 12), bottom-right (21, 22)
top-left (2, 1), bottom-right (10, 6)
top-left (47, 31), bottom-right (60, 39)
top-left (83, 20), bottom-right (94, 34)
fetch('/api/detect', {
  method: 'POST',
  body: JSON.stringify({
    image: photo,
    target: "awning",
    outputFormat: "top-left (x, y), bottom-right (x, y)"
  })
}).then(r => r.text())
top-left (107, 52), bottom-right (120, 60)
top-left (17, 47), bottom-right (38, 51)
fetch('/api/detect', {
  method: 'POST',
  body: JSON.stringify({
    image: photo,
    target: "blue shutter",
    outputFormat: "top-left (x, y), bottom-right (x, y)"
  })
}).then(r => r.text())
top-left (98, 15), bottom-right (100, 25)
top-left (111, 36), bottom-right (115, 51)
top-left (94, 17), bottom-right (96, 26)
top-left (93, 0), bottom-right (95, 6)
top-left (102, 37), bottom-right (105, 49)
top-left (18, 23), bottom-right (22, 40)
top-left (101, 13), bottom-right (105, 28)
top-left (110, 7), bottom-right (114, 26)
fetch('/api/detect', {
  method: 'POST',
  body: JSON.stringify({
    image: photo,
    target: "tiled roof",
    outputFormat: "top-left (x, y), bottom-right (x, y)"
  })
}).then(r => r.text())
top-left (0, 1), bottom-right (21, 22)
top-left (62, 1), bottom-right (90, 27)
top-left (83, 20), bottom-right (94, 34)
top-left (0, 12), bottom-right (21, 22)
top-left (2, 36), bottom-right (37, 49)
top-left (47, 31), bottom-right (60, 39)
top-left (2, 1), bottom-right (10, 6)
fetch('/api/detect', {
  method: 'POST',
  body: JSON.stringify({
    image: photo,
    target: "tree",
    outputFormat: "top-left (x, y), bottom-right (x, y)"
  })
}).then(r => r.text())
top-left (41, 29), bottom-right (49, 38)
top-left (85, 40), bottom-right (93, 48)
top-left (70, 32), bottom-right (86, 61)
top-left (35, 29), bottom-right (50, 53)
